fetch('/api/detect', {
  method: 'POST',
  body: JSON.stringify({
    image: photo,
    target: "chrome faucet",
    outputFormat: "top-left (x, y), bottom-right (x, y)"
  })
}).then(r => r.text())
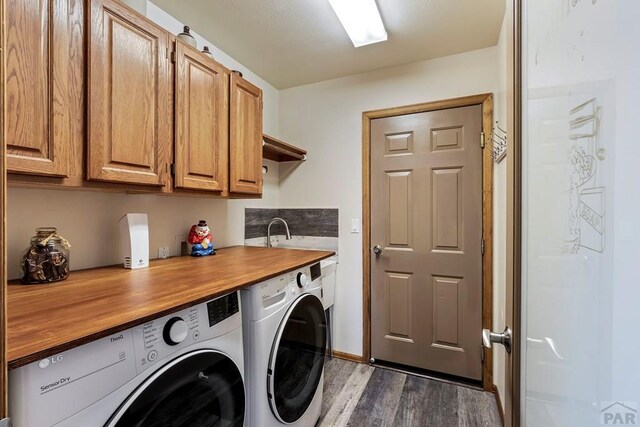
top-left (267, 218), bottom-right (292, 247)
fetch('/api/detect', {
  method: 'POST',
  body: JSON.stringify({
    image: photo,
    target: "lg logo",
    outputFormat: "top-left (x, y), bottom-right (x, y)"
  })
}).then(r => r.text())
top-left (38, 355), bottom-right (63, 369)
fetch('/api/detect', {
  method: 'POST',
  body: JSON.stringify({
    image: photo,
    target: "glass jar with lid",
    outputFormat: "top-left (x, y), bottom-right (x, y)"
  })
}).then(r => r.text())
top-left (21, 227), bottom-right (70, 284)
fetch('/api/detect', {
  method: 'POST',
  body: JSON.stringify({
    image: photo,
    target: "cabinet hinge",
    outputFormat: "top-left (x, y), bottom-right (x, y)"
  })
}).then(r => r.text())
top-left (481, 238), bottom-right (485, 255)
top-left (480, 132), bottom-right (485, 149)
top-left (170, 164), bottom-right (175, 176)
top-left (170, 51), bottom-right (176, 64)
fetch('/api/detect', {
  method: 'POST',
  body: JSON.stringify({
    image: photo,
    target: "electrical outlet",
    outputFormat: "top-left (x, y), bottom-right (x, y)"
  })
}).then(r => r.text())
top-left (158, 247), bottom-right (170, 259)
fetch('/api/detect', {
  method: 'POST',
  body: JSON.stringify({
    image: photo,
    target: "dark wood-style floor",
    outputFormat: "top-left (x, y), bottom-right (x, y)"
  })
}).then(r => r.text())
top-left (318, 358), bottom-right (501, 427)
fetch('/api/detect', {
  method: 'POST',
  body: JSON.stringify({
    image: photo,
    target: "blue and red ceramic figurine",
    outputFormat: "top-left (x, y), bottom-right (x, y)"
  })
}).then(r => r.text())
top-left (187, 220), bottom-right (215, 257)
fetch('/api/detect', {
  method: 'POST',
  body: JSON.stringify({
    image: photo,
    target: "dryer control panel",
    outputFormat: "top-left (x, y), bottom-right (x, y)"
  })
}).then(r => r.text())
top-left (9, 292), bottom-right (242, 427)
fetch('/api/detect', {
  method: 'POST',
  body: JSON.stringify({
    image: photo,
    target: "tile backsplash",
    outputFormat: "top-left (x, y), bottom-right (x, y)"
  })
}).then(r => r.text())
top-left (244, 208), bottom-right (339, 260)
top-left (245, 208), bottom-right (338, 239)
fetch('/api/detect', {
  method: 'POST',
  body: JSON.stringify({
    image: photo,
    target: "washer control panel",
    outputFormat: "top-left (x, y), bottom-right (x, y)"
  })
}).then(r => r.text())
top-left (285, 266), bottom-right (311, 291)
top-left (163, 317), bottom-right (189, 346)
top-left (259, 274), bottom-right (291, 301)
top-left (243, 266), bottom-right (324, 321)
top-left (296, 272), bottom-right (309, 288)
top-left (132, 292), bottom-right (241, 373)
top-left (258, 264), bottom-right (322, 302)
top-left (207, 292), bottom-right (240, 326)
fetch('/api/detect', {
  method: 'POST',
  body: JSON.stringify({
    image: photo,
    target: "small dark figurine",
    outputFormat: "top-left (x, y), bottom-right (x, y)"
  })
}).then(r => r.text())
top-left (187, 220), bottom-right (215, 257)
top-left (50, 252), bottom-right (69, 281)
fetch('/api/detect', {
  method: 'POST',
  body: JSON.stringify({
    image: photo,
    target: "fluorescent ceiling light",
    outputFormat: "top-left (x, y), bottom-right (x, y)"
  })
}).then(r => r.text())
top-left (328, 0), bottom-right (387, 47)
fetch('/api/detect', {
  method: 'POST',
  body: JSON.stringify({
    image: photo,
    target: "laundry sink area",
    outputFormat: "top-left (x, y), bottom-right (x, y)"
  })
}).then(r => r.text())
top-left (246, 235), bottom-right (338, 260)
top-left (244, 207), bottom-right (339, 263)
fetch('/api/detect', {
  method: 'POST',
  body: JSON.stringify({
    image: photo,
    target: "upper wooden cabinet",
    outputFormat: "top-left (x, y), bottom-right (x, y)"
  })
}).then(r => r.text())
top-left (6, 0), bottom-right (266, 198)
top-left (174, 40), bottom-right (229, 192)
top-left (229, 73), bottom-right (263, 195)
top-left (87, 0), bottom-right (171, 186)
top-left (5, 0), bottom-right (83, 177)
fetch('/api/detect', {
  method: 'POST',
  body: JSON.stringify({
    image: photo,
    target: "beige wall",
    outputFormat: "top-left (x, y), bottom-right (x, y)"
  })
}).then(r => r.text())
top-left (279, 46), bottom-right (501, 357)
top-left (6, 2), bottom-right (281, 280)
top-left (7, 166), bottom-right (279, 280)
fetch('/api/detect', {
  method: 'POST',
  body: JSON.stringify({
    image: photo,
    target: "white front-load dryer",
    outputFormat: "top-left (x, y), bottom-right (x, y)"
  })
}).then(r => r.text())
top-left (241, 263), bottom-right (326, 427)
top-left (9, 291), bottom-right (245, 427)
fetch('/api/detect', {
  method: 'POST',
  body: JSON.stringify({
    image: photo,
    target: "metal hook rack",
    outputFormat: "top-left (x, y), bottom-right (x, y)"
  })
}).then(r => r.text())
top-left (491, 121), bottom-right (507, 163)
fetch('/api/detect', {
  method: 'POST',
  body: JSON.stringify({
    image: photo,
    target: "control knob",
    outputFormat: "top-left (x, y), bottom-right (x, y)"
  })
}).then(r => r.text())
top-left (296, 272), bottom-right (309, 288)
top-left (163, 317), bottom-right (188, 346)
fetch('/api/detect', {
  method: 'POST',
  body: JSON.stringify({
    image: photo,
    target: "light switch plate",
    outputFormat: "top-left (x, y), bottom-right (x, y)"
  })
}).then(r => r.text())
top-left (351, 218), bottom-right (360, 234)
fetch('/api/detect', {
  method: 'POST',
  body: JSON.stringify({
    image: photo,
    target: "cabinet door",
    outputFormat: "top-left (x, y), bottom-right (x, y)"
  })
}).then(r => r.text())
top-left (87, 0), bottom-right (170, 186)
top-left (229, 74), bottom-right (263, 195)
top-left (174, 41), bottom-right (229, 192)
top-left (5, 0), bottom-right (82, 177)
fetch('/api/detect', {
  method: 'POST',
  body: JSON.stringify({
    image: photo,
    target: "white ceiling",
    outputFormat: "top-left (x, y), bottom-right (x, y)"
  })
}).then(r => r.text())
top-left (151, 0), bottom-right (506, 89)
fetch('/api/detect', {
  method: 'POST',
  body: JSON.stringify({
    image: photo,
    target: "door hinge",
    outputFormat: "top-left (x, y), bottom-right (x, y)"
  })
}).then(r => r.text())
top-left (0, 417), bottom-right (11, 427)
top-left (480, 132), bottom-right (486, 149)
top-left (170, 163), bottom-right (175, 176)
top-left (481, 238), bottom-right (485, 255)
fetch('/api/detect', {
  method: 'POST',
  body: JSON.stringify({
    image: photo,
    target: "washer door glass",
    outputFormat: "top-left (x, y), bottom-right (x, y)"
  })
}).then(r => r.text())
top-left (106, 350), bottom-right (244, 427)
top-left (268, 293), bottom-right (327, 423)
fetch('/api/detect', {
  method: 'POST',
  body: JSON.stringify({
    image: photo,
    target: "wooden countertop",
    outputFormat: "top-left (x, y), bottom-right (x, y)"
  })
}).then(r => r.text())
top-left (7, 246), bottom-right (334, 369)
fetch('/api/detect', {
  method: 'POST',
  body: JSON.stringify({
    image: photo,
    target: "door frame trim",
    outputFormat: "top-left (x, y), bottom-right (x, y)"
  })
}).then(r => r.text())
top-left (361, 93), bottom-right (495, 391)
top-left (1, 0), bottom-right (7, 415)
top-left (505, 0), bottom-right (523, 424)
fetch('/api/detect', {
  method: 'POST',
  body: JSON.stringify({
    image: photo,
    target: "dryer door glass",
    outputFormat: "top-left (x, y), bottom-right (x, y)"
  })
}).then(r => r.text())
top-left (107, 350), bottom-right (244, 427)
top-left (269, 293), bottom-right (327, 423)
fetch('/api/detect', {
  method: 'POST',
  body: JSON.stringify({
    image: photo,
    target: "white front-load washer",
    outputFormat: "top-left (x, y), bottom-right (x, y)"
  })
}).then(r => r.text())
top-left (9, 291), bottom-right (245, 427)
top-left (241, 263), bottom-right (326, 427)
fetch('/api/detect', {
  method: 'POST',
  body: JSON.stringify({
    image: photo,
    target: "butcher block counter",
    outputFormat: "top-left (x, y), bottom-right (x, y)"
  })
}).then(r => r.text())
top-left (7, 246), bottom-right (334, 369)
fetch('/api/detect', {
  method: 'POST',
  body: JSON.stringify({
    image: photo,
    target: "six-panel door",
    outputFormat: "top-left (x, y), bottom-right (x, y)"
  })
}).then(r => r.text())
top-left (174, 40), bottom-right (229, 192)
top-left (229, 73), bottom-right (263, 195)
top-left (87, 0), bottom-right (171, 186)
top-left (5, 0), bottom-right (83, 177)
top-left (370, 105), bottom-right (484, 381)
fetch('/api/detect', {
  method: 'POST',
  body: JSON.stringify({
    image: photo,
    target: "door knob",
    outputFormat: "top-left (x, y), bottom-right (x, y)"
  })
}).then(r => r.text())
top-left (372, 245), bottom-right (383, 255)
top-left (482, 326), bottom-right (512, 353)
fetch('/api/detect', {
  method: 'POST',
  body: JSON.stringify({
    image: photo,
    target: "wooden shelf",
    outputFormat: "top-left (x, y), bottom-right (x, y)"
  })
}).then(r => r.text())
top-left (262, 134), bottom-right (307, 162)
top-left (7, 246), bottom-right (334, 368)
